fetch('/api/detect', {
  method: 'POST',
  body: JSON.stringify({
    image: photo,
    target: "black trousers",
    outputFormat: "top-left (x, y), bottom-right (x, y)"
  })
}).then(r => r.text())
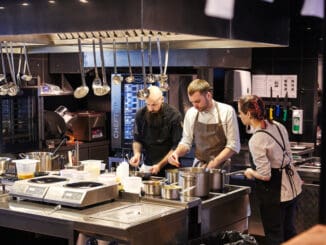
top-left (259, 195), bottom-right (299, 245)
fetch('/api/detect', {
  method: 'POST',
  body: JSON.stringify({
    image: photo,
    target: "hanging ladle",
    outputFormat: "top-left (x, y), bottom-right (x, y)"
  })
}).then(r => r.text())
top-left (6, 42), bottom-right (19, 96)
top-left (73, 38), bottom-right (89, 99)
top-left (0, 42), bottom-right (5, 83)
top-left (0, 42), bottom-right (8, 95)
top-left (146, 36), bottom-right (155, 84)
top-left (21, 44), bottom-right (33, 82)
top-left (16, 47), bottom-right (23, 86)
top-left (158, 42), bottom-right (169, 91)
top-left (136, 36), bottom-right (150, 100)
top-left (125, 36), bottom-right (135, 83)
top-left (91, 39), bottom-right (103, 96)
top-left (112, 39), bottom-right (123, 85)
top-left (98, 38), bottom-right (110, 95)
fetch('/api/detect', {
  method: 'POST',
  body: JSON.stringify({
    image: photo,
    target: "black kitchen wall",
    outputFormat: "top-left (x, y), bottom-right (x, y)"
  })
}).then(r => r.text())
top-left (251, 10), bottom-right (323, 143)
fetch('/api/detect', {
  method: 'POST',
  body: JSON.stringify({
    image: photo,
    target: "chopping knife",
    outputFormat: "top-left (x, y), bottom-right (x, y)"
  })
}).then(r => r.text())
top-left (283, 92), bottom-right (288, 122)
top-left (269, 87), bottom-right (274, 120)
top-left (275, 95), bottom-right (281, 119)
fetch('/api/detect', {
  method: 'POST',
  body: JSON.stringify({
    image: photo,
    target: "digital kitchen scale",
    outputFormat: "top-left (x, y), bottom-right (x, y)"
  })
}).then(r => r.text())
top-left (44, 181), bottom-right (119, 208)
top-left (10, 176), bottom-right (69, 202)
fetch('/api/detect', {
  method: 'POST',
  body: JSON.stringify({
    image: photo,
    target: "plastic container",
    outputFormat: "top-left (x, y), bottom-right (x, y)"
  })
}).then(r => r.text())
top-left (80, 160), bottom-right (102, 177)
top-left (116, 161), bottom-right (129, 181)
top-left (122, 176), bottom-right (142, 193)
top-left (13, 159), bottom-right (39, 180)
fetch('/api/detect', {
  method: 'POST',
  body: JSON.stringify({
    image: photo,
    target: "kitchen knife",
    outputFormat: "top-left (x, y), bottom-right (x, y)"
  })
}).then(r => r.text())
top-left (269, 87), bottom-right (274, 120)
top-left (283, 92), bottom-right (288, 122)
top-left (275, 95), bottom-right (281, 119)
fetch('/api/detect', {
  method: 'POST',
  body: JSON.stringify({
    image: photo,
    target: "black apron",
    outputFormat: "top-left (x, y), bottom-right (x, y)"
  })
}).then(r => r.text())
top-left (193, 102), bottom-right (227, 164)
top-left (254, 124), bottom-right (296, 245)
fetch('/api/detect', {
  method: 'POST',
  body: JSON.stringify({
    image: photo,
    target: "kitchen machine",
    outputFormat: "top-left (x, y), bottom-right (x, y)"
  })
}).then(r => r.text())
top-left (10, 175), bottom-right (119, 208)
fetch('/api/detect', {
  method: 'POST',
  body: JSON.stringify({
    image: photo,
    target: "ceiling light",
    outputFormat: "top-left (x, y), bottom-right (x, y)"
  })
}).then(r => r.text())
top-left (21, 2), bottom-right (29, 6)
top-left (79, 0), bottom-right (89, 3)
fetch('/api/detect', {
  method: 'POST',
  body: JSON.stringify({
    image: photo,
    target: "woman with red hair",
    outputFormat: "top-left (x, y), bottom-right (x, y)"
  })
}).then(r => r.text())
top-left (238, 95), bottom-right (302, 245)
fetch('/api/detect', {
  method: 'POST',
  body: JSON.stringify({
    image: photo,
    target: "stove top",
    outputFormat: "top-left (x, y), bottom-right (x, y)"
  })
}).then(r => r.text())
top-left (44, 180), bottom-right (118, 208)
top-left (10, 175), bottom-right (70, 201)
top-left (28, 177), bottom-right (68, 184)
top-left (10, 175), bottom-right (119, 208)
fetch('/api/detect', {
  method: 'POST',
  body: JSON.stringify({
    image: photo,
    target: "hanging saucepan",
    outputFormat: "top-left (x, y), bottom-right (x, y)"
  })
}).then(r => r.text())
top-left (74, 39), bottom-right (89, 99)
top-left (125, 36), bottom-right (135, 83)
top-left (98, 38), bottom-right (110, 95)
top-left (146, 36), bottom-right (155, 84)
top-left (91, 39), bottom-right (103, 96)
top-left (112, 39), bottom-right (123, 85)
top-left (21, 44), bottom-right (33, 82)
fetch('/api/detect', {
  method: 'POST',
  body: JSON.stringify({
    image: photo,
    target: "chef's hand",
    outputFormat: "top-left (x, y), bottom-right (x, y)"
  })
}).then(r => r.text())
top-left (168, 152), bottom-right (181, 167)
top-left (151, 164), bottom-right (160, 175)
top-left (244, 168), bottom-right (255, 179)
top-left (129, 153), bottom-right (141, 167)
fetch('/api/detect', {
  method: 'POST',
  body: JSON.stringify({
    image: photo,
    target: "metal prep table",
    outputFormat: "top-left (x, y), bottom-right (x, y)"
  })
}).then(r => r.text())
top-left (0, 184), bottom-right (251, 244)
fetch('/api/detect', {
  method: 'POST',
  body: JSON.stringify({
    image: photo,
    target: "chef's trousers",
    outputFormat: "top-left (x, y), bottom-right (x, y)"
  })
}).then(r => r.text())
top-left (259, 195), bottom-right (299, 245)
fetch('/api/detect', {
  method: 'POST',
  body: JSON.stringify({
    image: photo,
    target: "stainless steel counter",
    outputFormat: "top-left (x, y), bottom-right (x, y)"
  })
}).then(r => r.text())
top-left (0, 184), bottom-right (251, 244)
top-left (0, 194), bottom-right (187, 245)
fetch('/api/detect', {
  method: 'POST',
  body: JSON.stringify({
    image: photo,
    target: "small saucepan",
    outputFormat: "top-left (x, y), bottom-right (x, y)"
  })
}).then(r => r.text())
top-left (142, 180), bottom-right (163, 196)
top-left (209, 169), bottom-right (245, 192)
top-left (161, 184), bottom-right (182, 200)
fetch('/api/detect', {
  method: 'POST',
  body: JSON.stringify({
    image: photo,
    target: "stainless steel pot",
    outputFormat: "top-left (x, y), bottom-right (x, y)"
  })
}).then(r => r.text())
top-left (142, 180), bottom-right (162, 196)
top-left (178, 167), bottom-right (210, 197)
top-left (161, 184), bottom-right (182, 200)
top-left (19, 152), bottom-right (59, 172)
top-left (165, 168), bottom-right (179, 184)
top-left (0, 157), bottom-right (11, 174)
top-left (209, 169), bottom-right (226, 192)
top-left (209, 169), bottom-right (245, 192)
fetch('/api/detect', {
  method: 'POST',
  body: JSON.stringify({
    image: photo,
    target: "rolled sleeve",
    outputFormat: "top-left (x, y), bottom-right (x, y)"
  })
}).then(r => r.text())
top-left (178, 108), bottom-right (197, 150)
top-left (224, 107), bottom-right (241, 153)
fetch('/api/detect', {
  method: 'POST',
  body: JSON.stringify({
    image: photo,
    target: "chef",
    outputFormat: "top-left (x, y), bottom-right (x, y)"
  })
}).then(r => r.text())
top-left (129, 85), bottom-right (183, 177)
top-left (168, 79), bottom-right (240, 170)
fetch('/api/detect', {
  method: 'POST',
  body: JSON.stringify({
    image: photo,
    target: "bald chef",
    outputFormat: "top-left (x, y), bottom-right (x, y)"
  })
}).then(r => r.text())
top-left (130, 85), bottom-right (183, 177)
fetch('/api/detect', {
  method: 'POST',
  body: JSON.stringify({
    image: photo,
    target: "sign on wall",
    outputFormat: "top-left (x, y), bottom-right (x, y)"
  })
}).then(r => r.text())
top-left (252, 74), bottom-right (297, 98)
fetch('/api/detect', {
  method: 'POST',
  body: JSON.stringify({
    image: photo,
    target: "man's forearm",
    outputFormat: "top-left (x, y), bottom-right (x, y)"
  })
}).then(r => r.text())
top-left (132, 141), bottom-right (142, 156)
top-left (174, 143), bottom-right (190, 157)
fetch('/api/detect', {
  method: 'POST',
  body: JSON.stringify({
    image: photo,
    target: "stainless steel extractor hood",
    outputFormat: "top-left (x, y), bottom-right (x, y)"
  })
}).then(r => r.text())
top-left (0, 0), bottom-right (291, 50)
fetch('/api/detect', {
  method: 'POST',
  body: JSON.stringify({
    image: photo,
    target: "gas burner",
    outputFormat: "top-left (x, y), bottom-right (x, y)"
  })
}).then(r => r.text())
top-left (64, 181), bottom-right (103, 189)
top-left (28, 177), bottom-right (68, 184)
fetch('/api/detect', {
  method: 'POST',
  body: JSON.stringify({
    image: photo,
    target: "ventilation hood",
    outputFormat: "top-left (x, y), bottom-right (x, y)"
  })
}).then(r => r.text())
top-left (0, 0), bottom-right (290, 51)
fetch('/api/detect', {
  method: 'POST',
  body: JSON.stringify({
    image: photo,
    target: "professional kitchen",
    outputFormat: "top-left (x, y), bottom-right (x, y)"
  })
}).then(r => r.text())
top-left (0, 1), bottom-right (325, 245)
